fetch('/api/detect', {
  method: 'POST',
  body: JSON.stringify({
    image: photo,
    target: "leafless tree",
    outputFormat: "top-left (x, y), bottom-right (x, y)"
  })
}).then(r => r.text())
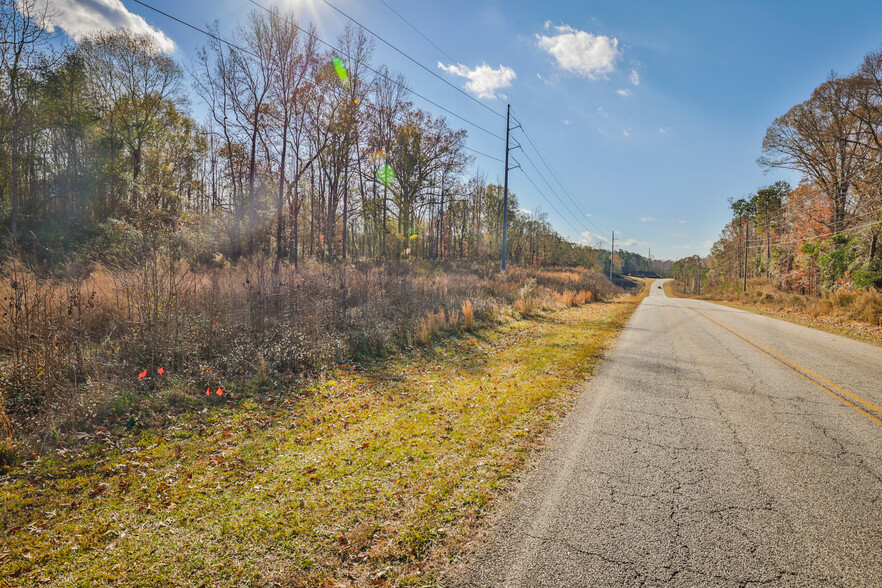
top-left (760, 75), bottom-right (870, 233)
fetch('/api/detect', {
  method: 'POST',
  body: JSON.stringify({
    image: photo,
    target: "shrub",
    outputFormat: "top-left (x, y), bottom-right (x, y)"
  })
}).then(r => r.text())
top-left (0, 439), bottom-right (20, 469)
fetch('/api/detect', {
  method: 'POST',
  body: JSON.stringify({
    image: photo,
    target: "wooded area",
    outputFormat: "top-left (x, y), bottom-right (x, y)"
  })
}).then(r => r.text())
top-left (698, 48), bottom-right (882, 296)
top-left (0, 0), bottom-right (604, 269)
top-left (0, 2), bottom-right (641, 445)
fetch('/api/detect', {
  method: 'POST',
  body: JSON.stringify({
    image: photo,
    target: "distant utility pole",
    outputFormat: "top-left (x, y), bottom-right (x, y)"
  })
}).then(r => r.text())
top-left (743, 221), bottom-right (749, 292)
top-left (696, 257), bottom-right (701, 295)
top-left (609, 230), bottom-right (615, 282)
top-left (648, 248), bottom-right (652, 275)
top-left (501, 104), bottom-right (520, 270)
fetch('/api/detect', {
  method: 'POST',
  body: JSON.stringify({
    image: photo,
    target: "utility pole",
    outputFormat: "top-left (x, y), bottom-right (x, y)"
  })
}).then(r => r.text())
top-left (502, 105), bottom-right (511, 270)
top-left (648, 247), bottom-right (652, 276)
top-left (501, 104), bottom-right (521, 270)
top-left (743, 220), bottom-right (749, 292)
top-left (696, 257), bottom-right (701, 295)
top-left (609, 230), bottom-right (615, 282)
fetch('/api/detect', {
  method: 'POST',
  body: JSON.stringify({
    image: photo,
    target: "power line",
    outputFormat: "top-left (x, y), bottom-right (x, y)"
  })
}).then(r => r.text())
top-left (510, 106), bottom-right (613, 236)
top-left (316, 0), bottom-right (505, 120)
top-left (128, 0), bottom-right (260, 60)
top-left (377, 0), bottom-right (458, 64)
top-left (746, 218), bottom-right (881, 249)
top-left (128, 0), bottom-right (505, 142)
top-left (241, 0), bottom-right (505, 140)
top-left (516, 146), bottom-right (599, 239)
top-left (462, 145), bottom-right (504, 163)
top-left (512, 160), bottom-right (589, 242)
top-left (355, 2), bottom-right (616, 247)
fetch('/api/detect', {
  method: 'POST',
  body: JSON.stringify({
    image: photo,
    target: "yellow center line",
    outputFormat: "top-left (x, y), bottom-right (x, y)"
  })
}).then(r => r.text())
top-left (685, 303), bottom-right (882, 427)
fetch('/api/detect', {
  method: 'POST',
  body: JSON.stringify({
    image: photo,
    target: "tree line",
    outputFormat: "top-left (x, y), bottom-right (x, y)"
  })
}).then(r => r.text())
top-left (704, 47), bottom-right (882, 293)
top-left (0, 1), bottom-right (611, 271)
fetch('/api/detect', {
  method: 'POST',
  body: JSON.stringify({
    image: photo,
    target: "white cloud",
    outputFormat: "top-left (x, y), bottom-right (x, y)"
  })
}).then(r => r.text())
top-left (658, 127), bottom-right (668, 134)
top-left (619, 238), bottom-right (648, 248)
top-left (438, 62), bottom-right (516, 100)
top-left (679, 219), bottom-right (687, 224)
top-left (616, 88), bottom-right (633, 97)
top-left (640, 216), bottom-right (657, 222)
top-left (580, 230), bottom-right (608, 245)
top-left (536, 24), bottom-right (620, 79)
top-left (672, 240), bottom-right (713, 250)
top-left (40, 0), bottom-right (175, 52)
top-left (585, 213), bottom-right (592, 217)
top-left (630, 69), bottom-right (640, 85)
top-left (563, 119), bottom-right (571, 125)
top-left (622, 128), bottom-right (630, 136)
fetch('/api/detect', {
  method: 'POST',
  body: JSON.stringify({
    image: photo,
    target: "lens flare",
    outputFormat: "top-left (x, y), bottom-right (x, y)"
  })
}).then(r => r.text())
top-left (376, 163), bottom-right (395, 185)
top-left (332, 56), bottom-right (349, 87)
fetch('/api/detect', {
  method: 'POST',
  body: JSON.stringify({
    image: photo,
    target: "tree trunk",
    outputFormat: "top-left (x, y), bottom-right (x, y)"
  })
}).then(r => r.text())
top-left (275, 118), bottom-right (289, 271)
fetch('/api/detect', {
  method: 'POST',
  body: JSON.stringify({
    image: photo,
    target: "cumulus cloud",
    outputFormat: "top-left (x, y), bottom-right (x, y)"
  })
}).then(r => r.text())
top-left (580, 230), bottom-right (608, 245)
top-left (619, 238), bottom-right (648, 248)
top-left (536, 24), bottom-right (620, 79)
top-left (438, 62), bottom-right (516, 100)
top-left (630, 69), bottom-right (640, 85)
top-left (616, 88), bottom-right (632, 97)
top-left (640, 216), bottom-right (657, 222)
top-left (41, 0), bottom-right (175, 52)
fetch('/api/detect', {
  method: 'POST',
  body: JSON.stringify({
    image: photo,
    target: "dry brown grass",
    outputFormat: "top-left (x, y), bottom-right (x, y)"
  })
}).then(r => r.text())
top-left (461, 299), bottom-right (474, 330)
top-left (0, 258), bottom-right (620, 444)
top-left (690, 278), bottom-right (882, 342)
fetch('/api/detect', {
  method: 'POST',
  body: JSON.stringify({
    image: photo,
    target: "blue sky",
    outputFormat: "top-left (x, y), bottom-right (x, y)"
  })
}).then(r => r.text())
top-left (43, 0), bottom-right (882, 259)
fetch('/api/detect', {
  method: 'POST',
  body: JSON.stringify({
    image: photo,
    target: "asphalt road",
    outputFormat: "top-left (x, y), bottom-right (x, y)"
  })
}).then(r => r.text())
top-left (458, 279), bottom-right (882, 587)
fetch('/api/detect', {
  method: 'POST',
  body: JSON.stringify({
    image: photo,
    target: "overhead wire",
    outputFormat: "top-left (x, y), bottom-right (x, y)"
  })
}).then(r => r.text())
top-left (745, 217), bottom-right (881, 249)
top-left (510, 107), bottom-right (613, 237)
top-left (377, 0), bottom-right (458, 64)
top-left (462, 145), bottom-right (504, 163)
top-left (127, 0), bottom-right (505, 142)
top-left (511, 158), bottom-right (590, 241)
top-left (372, 0), bottom-right (616, 245)
top-left (316, 0), bottom-right (506, 120)
top-left (516, 147), bottom-right (602, 240)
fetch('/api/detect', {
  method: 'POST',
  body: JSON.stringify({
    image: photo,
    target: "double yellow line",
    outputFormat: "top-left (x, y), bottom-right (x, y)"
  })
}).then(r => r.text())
top-left (690, 306), bottom-right (882, 426)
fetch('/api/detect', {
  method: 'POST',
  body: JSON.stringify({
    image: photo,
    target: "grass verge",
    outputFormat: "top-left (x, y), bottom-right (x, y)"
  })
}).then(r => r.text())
top-left (1, 285), bottom-right (647, 587)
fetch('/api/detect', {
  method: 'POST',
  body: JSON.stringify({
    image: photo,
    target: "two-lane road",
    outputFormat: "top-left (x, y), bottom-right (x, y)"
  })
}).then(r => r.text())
top-left (459, 280), bottom-right (882, 587)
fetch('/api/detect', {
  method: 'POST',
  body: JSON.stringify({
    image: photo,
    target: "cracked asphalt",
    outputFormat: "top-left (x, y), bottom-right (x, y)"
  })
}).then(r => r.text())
top-left (457, 279), bottom-right (882, 587)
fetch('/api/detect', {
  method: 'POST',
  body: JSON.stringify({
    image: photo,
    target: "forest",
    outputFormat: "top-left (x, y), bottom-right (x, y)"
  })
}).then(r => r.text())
top-left (678, 46), bottom-right (882, 323)
top-left (0, 1), bottom-right (645, 445)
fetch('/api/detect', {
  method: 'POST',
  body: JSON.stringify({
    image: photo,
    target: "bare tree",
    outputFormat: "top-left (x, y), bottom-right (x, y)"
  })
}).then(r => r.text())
top-left (760, 75), bottom-right (869, 234)
top-left (265, 8), bottom-right (320, 268)
top-left (0, 0), bottom-right (52, 235)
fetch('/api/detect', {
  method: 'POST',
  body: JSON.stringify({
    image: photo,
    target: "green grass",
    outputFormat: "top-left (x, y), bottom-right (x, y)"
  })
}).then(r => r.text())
top-left (1, 289), bottom-right (645, 587)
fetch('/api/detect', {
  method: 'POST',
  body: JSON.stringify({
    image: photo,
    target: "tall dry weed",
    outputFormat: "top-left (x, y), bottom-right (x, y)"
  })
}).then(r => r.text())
top-left (461, 300), bottom-right (474, 330)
